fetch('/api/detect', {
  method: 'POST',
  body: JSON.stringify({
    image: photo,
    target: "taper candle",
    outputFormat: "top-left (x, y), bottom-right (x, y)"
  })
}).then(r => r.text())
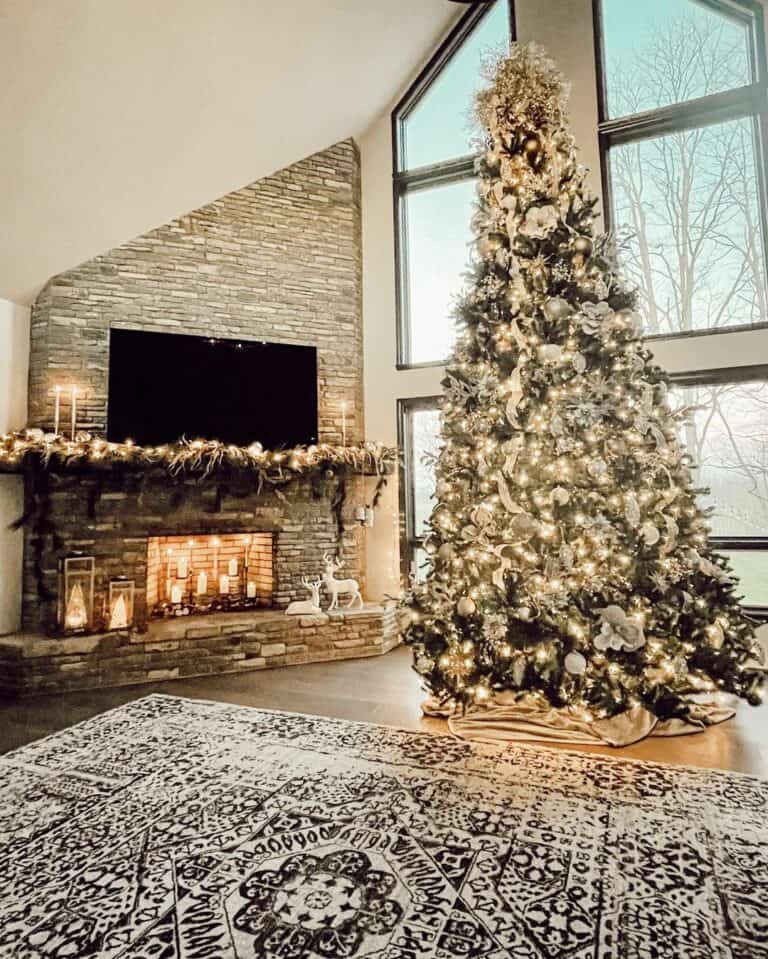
top-left (341, 401), bottom-right (348, 446)
top-left (54, 385), bottom-right (62, 435)
top-left (70, 386), bottom-right (78, 440)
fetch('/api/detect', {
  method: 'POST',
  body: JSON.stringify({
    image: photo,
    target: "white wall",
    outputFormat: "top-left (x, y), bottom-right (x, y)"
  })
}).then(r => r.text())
top-left (0, 297), bottom-right (30, 634)
top-left (360, 0), bottom-right (768, 599)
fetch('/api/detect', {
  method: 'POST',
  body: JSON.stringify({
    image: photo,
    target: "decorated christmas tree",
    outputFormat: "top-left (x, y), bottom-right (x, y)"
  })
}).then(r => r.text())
top-left (403, 44), bottom-right (765, 726)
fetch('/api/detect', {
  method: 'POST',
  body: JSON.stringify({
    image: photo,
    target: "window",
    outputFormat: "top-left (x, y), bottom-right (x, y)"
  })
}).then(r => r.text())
top-left (398, 398), bottom-right (442, 582)
top-left (595, 0), bottom-right (768, 338)
top-left (393, 0), bottom-right (514, 367)
top-left (671, 366), bottom-right (768, 613)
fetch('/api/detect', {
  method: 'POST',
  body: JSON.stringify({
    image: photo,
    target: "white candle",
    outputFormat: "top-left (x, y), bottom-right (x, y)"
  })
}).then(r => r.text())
top-left (171, 584), bottom-right (183, 604)
top-left (341, 401), bottom-right (348, 446)
top-left (166, 549), bottom-right (174, 583)
top-left (246, 582), bottom-right (257, 599)
top-left (196, 571), bottom-right (207, 596)
top-left (177, 555), bottom-right (189, 580)
top-left (53, 385), bottom-right (62, 435)
top-left (228, 557), bottom-right (238, 577)
top-left (219, 574), bottom-right (230, 594)
top-left (70, 386), bottom-right (78, 440)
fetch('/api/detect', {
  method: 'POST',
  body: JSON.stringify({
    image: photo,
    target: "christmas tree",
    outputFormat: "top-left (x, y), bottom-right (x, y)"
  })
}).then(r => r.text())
top-left (403, 44), bottom-right (765, 724)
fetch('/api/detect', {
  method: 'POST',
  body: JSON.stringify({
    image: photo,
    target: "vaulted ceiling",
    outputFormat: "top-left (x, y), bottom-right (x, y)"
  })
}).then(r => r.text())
top-left (0, 0), bottom-right (459, 304)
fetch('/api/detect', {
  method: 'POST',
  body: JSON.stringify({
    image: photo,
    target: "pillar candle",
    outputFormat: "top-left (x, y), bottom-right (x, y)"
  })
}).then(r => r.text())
top-left (196, 571), bottom-right (207, 596)
top-left (228, 557), bottom-right (238, 577)
top-left (177, 555), bottom-right (189, 580)
top-left (219, 574), bottom-right (230, 594)
top-left (246, 582), bottom-right (257, 599)
top-left (170, 584), bottom-right (183, 604)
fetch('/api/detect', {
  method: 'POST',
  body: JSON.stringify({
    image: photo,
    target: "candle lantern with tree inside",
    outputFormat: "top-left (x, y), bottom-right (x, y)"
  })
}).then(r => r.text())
top-left (58, 555), bottom-right (96, 634)
top-left (108, 578), bottom-right (135, 631)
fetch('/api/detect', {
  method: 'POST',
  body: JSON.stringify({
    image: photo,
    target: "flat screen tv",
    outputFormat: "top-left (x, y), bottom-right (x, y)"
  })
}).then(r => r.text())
top-left (107, 329), bottom-right (318, 448)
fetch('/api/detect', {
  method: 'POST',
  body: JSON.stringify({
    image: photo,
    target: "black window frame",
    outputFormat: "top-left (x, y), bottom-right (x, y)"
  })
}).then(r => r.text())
top-left (397, 395), bottom-right (442, 584)
top-left (392, 0), bottom-right (516, 370)
top-left (670, 363), bottom-right (768, 620)
top-left (593, 0), bottom-right (768, 343)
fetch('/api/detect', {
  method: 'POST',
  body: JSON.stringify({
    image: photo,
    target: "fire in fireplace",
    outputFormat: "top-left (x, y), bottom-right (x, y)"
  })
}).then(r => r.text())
top-left (146, 533), bottom-right (273, 618)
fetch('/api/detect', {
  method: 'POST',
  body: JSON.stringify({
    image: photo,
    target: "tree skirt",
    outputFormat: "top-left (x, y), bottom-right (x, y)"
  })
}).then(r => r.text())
top-left (423, 695), bottom-right (736, 747)
top-left (1, 696), bottom-right (765, 958)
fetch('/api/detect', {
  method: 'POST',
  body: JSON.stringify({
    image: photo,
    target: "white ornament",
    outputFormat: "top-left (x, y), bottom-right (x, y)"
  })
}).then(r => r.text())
top-left (564, 651), bottom-right (587, 675)
top-left (594, 605), bottom-right (646, 652)
top-left (552, 486), bottom-right (570, 506)
top-left (322, 552), bottom-right (363, 610)
top-left (538, 343), bottom-right (562, 364)
top-left (520, 204), bottom-right (559, 238)
top-left (572, 352), bottom-right (587, 374)
top-left (286, 577), bottom-right (323, 616)
top-left (542, 297), bottom-right (573, 322)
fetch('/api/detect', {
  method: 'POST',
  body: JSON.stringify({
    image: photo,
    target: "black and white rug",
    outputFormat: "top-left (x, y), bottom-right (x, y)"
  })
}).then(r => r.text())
top-left (1, 695), bottom-right (766, 958)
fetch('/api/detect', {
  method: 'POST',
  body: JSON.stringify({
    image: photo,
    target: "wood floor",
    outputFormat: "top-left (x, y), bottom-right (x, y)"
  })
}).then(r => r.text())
top-left (1, 644), bottom-right (766, 777)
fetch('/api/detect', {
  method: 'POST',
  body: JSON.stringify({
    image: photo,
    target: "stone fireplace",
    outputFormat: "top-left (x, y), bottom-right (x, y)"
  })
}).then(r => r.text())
top-left (0, 139), bottom-right (401, 696)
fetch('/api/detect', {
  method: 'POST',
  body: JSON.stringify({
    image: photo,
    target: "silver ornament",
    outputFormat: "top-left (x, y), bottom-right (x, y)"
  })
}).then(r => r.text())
top-left (564, 651), bottom-right (587, 675)
top-left (542, 297), bottom-right (573, 322)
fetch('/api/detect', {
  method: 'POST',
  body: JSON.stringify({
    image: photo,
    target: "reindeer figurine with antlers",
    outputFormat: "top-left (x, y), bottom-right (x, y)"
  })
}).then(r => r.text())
top-left (322, 553), bottom-right (363, 610)
top-left (285, 577), bottom-right (323, 616)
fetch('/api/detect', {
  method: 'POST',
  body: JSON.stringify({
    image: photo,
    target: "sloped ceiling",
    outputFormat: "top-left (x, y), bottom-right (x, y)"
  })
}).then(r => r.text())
top-left (0, 0), bottom-right (459, 304)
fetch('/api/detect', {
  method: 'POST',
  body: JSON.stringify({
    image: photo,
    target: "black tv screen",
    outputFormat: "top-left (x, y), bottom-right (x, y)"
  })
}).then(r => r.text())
top-left (107, 329), bottom-right (318, 447)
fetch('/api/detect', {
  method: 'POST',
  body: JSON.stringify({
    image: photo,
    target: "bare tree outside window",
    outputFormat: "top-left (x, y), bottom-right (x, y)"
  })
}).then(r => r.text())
top-left (605, 9), bottom-right (766, 336)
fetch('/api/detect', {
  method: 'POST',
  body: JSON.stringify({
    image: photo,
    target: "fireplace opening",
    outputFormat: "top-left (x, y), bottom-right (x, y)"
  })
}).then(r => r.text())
top-left (146, 533), bottom-right (273, 618)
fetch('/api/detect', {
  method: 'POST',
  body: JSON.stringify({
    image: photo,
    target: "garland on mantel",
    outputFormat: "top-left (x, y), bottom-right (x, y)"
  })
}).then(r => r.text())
top-left (1, 432), bottom-right (398, 575)
top-left (0, 430), bottom-right (396, 482)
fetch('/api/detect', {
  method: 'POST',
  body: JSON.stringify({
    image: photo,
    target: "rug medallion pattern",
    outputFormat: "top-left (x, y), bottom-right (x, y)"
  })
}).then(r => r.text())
top-left (0, 695), bottom-right (766, 957)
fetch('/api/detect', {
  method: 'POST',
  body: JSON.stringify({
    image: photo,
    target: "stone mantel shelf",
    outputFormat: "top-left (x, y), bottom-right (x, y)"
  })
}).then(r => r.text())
top-left (0, 603), bottom-right (402, 696)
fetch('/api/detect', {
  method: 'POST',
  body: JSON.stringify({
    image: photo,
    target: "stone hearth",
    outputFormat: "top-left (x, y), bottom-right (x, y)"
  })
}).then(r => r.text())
top-left (0, 605), bottom-right (399, 695)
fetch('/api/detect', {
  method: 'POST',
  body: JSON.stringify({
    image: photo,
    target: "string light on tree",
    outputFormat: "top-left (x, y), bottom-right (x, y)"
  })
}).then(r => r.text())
top-left (402, 43), bottom-right (766, 723)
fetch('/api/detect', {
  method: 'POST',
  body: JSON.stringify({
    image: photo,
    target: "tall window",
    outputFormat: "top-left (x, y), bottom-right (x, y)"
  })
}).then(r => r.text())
top-left (393, 0), bottom-right (514, 367)
top-left (398, 398), bottom-right (442, 582)
top-left (671, 367), bottom-right (768, 612)
top-left (595, 0), bottom-right (768, 338)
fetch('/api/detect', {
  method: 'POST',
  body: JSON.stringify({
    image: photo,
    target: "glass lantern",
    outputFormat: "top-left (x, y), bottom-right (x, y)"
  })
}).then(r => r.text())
top-left (59, 555), bottom-right (96, 634)
top-left (108, 578), bottom-right (135, 631)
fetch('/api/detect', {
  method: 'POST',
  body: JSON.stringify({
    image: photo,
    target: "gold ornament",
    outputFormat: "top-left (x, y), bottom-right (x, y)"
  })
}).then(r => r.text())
top-left (457, 595), bottom-right (477, 617)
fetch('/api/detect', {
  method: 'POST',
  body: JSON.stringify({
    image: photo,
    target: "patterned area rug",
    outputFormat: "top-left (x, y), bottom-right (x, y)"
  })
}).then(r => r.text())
top-left (1, 696), bottom-right (766, 958)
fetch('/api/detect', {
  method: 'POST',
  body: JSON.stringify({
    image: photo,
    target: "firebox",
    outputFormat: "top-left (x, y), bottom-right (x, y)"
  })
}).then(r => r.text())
top-left (146, 533), bottom-right (273, 618)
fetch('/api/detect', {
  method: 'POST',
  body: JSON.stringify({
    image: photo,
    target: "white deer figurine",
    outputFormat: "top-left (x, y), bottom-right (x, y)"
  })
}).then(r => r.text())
top-left (285, 577), bottom-right (323, 616)
top-left (322, 553), bottom-right (363, 610)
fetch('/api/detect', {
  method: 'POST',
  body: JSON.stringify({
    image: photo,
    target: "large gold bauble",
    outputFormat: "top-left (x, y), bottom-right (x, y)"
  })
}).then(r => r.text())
top-left (573, 236), bottom-right (593, 257)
